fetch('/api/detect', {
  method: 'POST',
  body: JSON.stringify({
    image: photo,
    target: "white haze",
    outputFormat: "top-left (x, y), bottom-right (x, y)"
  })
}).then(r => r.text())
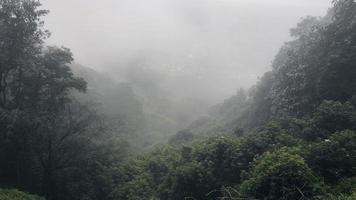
top-left (42, 0), bottom-right (331, 105)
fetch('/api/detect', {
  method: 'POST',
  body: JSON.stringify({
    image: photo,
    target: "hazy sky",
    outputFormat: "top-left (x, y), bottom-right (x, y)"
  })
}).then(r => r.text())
top-left (41, 0), bottom-right (332, 102)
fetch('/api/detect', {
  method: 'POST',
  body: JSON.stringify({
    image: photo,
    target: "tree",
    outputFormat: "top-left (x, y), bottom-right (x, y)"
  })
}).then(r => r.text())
top-left (239, 149), bottom-right (324, 200)
top-left (0, 1), bottom-right (123, 200)
top-left (0, 0), bottom-right (49, 109)
top-left (311, 100), bottom-right (356, 139)
top-left (269, 0), bottom-right (356, 117)
top-left (306, 130), bottom-right (356, 184)
top-left (169, 130), bottom-right (194, 145)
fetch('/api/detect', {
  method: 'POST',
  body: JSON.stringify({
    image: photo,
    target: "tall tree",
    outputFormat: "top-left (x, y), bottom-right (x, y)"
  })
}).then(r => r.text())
top-left (0, 1), bottom-right (115, 200)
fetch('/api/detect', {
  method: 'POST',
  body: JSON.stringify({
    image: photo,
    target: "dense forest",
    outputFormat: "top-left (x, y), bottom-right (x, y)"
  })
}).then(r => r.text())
top-left (0, 0), bottom-right (356, 199)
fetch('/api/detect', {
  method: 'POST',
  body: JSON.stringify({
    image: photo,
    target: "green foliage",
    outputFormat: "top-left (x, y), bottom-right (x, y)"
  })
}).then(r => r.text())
top-left (306, 130), bottom-right (356, 184)
top-left (163, 137), bottom-right (241, 199)
top-left (322, 191), bottom-right (356, 200)
top-left (112, 132), bottom-right (304, 200)
top-left (0, 189), bottom-right (45, 200)
top-left (2, 0), bottom-right (356, 200)
top-left (0, 1), bottom-right (127, 200)
top-left (111, 173), bottom-right (155, 200)
top-left (160, 128), bottom-right (302, 200)
top-left (311, 100), bottom-right (356, 139)
top-left (110, 145), bottom-right (180, 200)
top-left (168, 130), bottom-right (194, 145)
top-left (239, 149), bottom-right (324, 200)
top-left (245, 71), bottom-right (275, 128)
top-left (333, 177), bottom-right (356, 194)
top-left (112, 2), bottom-right (356, 199)
top-left (209, 0), bottom-right (356, 125)
top-left (160, 160), bottom-right (209, 200)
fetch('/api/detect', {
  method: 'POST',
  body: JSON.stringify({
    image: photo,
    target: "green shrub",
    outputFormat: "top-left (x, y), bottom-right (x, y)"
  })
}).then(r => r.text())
top-left (334, 177), bottom-right (356, 194)
top-left (311, 100), bottom-right (356, 140)
top-left (322, 191), bottom-right (356, 200)
top-left (306, 130), bottom-right (356, 183)
top-left (240, 149), bottom-right (324, 200)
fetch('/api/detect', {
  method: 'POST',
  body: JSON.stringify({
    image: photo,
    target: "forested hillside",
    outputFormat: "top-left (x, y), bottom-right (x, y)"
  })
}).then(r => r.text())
top-left (0, 0), bottom-right (355, 200)
top-left (70, 63), bottom-right (205, 150)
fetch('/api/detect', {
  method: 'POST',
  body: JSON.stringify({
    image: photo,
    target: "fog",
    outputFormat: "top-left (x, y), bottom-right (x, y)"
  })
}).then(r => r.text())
top-left (41, 0), bottom-right (331, 113)
top-left (3, 0), bottom-right (356, 197)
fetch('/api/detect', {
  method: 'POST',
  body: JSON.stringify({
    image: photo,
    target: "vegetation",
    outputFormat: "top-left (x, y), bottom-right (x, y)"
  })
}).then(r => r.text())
top-left (323, 191), bottom-right (356, 200)
top-left (0, 189), bottom-right (45, 200)
top-left (0, 0), bottom-right (355, 200)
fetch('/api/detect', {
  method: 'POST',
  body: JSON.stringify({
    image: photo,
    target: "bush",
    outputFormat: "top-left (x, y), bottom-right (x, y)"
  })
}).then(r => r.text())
top-left (239, 149), bottom-right (324, 200)
top-left (333, 177), bottom-right (356, 194)
top-left (322, 191), bottom-right (356, 200)
top-left (159, 136), bottom-right (240, 200)
top-left (110, 145), bottom-right (180, 200)
top-left (309, 100), bottom-right (356, 140)
top-left (306, 130), bottom-right (356, 183)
